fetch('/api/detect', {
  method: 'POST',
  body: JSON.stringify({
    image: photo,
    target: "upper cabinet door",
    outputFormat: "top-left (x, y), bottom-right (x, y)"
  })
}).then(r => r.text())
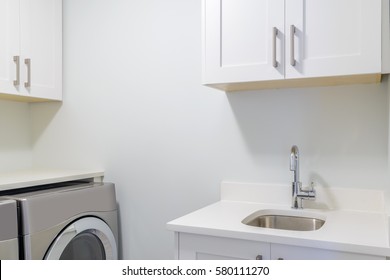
top-left (0, 0), bottom-right (20, 96)
top-left (202, 0), bottom-right (285, 85)
top-left (285, 0), bottom-right (381, 79)
top-left (19, 0), bottom-right (62, 100)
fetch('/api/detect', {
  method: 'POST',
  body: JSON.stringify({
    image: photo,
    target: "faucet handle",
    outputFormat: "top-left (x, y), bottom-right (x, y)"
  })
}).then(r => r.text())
top-left (309, 181), bottom-right (316, 192)
top-left (298, 181), bottom-right (316, 201)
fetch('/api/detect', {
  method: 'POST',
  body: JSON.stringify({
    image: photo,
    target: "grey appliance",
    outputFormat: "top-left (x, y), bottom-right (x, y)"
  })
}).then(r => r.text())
top-left (0, 199), bottom-right (19, 259)
top-left (5, 182), bottom-right (118, 260)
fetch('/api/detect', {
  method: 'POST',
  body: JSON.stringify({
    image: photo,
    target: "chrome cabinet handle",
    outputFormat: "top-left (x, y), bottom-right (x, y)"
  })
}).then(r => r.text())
top-left (13, 56), bottom-right (20, 86)
top-left (290, 25), bottom-right (296, 66)
top-left (272, 27), bottom-right (278, 68)
top-left (24, 58), bottom-right (31, 88)
top-left (256, 255), bottom-right (263, 260)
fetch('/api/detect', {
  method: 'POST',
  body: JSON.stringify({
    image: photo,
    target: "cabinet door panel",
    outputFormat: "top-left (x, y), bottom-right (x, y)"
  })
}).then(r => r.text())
top-left (285, 0), bottom-right (381, 79)
top-left (178, 233), bottom-right (270, 260)
top-left (20, 0), bottom-right (62, 100)
top-left (203, 0), bottom-right (284, 85)
top-left (0, 0), bottom-right (20, 96)
top-left (271, 243), bottom-right (385, 260)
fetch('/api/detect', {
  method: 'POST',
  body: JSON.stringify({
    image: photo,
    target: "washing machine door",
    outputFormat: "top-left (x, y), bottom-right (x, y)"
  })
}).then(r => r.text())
top-left (44, 217), bottom-right (117, 260)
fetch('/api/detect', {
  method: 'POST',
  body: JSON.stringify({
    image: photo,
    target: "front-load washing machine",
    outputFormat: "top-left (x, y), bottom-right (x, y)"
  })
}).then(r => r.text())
top-left (5, 182), bottom-right (118, 260)
top-left (0, 199), bottom-right (19, 259)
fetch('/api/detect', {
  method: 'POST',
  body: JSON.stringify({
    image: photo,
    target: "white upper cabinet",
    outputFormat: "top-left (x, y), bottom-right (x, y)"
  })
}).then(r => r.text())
top-left (0, 0), bottom-right (20, 96)
top-left (203, 0), bottom-right (285, 84)
top-left (202, 0), bottom-right (383, 91)
top-left (0, 0), bottom-right (62, 102)
top-left (285, 0), bottom-right (381, 79)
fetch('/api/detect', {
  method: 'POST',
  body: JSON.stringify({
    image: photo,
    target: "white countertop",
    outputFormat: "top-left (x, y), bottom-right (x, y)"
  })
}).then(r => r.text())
top-left (167, 182), bottom-right (390, 257)
top-left (0, 168), bottom-right (105, 192)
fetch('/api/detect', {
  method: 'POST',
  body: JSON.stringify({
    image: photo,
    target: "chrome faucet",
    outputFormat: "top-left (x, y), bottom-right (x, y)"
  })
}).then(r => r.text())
top-left (290, 145), bottom-right (316, 209)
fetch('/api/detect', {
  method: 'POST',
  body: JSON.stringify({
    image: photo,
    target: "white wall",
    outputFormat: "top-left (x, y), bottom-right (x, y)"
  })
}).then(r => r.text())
top-left (30, 0), bottom-right (390, 259)
top-left (0, 100), bottom-right (32, 171)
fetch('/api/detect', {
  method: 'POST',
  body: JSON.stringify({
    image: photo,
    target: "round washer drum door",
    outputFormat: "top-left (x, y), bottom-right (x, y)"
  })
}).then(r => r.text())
top-left (44, 217), bottom-right (117, 260)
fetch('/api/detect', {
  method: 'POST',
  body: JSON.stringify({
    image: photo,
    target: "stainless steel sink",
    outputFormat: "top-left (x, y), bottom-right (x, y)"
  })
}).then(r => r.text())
top-left (242, 211), bottom-right (325, 231)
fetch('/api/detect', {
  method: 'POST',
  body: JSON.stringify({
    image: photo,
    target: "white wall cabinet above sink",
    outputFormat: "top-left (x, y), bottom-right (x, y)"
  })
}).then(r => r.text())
top-left (202, 0), bottom-right (387, 91)
top-left (0, 0), bottom-right (62, 102)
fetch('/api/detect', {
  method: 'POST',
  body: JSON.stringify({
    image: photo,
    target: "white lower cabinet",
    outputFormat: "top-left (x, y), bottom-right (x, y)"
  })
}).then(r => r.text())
top-left (270, 243), bottom-right (384, 260)
top-left (177, 233), bottom-right (270, 260)
top-left (176, 233), bottom-right (385, 260)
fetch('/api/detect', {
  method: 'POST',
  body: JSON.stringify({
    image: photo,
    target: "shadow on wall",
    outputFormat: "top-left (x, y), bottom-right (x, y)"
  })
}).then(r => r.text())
top-left (225, 78), bottom-right (389, 160)
top-left (0, 102), bottom-right (27, 148)
top-left (0, 100), bottom-right (34, 171)
top-left (30, 102), bottom-right (62, 146)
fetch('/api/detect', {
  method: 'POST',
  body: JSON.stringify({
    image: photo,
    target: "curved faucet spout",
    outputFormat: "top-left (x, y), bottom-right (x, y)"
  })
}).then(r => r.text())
top-left (290, 145), bottom-right (299, 183)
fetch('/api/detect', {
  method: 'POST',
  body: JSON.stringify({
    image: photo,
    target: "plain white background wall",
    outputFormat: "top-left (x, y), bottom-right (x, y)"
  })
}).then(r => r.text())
top-left (28, 0), bottom-right (390, 259)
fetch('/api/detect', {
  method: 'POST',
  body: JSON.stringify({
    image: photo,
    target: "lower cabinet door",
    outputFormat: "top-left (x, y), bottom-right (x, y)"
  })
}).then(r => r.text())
top-left (175, 232), bottom-right (386, 260)
top-left (177, 233), bottom-right (270, 260)
top-left (270, 243), bottom-right (385, 260)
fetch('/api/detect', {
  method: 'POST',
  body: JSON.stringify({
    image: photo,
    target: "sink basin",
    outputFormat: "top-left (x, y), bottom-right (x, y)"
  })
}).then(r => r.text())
top-left (242, 210), bottom-right (325, 231)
